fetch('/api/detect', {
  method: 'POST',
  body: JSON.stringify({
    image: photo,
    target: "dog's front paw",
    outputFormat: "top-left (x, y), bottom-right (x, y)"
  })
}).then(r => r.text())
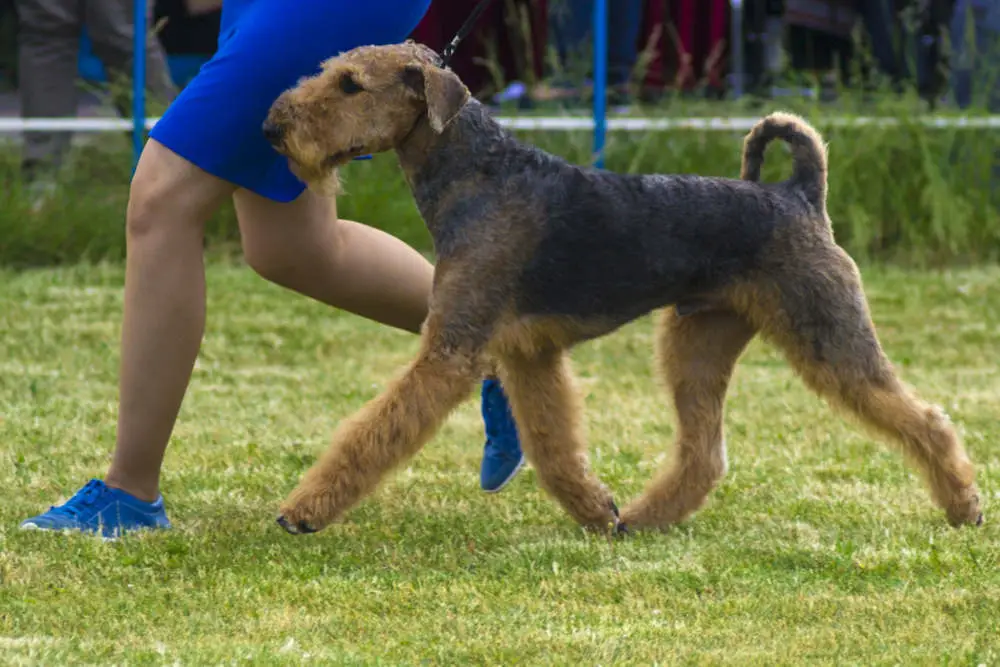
top-left (276, 514), bottom-right (319, 535)
top-left (946, 486), bottom-right (984, 528)
top-left (609, 500), bottom-right (629, 537)
top-left (276, 482), bottom-right (341, 535)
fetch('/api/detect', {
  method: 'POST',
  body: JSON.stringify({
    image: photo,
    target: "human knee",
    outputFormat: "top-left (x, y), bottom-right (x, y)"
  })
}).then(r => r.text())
top-left (126, 170), bottom-right (185, 240)
top-left (126, 144), bottom-right (228, 241)
top-left (125, 173), bottom-right (213, 242)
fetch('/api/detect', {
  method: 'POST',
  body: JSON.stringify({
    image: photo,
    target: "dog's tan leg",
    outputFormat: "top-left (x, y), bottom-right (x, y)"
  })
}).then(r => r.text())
top-left (838, 377), bottom-right (982, 527)
top-left (497, 348), bottom-right (619, 531)
top-left (277, 323), bottom-right (482, 534)
top-left (749, 249), bottom-right (983, 527)
top-left (776, 332), bottom-right (982, 527)
top-left (620, 308), bottom-right (756, 530)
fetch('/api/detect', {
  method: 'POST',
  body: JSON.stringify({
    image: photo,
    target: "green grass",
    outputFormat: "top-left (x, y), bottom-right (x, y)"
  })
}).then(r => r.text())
top-left (1, 262), bottom-right (998, 664)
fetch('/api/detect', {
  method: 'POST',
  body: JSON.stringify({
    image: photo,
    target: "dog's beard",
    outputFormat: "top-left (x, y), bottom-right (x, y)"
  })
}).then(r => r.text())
top-left (287, 158), bottom-right (342, 198)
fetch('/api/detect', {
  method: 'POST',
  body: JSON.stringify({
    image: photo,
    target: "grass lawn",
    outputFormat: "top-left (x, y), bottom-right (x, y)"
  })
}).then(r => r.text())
top-left (1, 262), bottom-right (998, 665)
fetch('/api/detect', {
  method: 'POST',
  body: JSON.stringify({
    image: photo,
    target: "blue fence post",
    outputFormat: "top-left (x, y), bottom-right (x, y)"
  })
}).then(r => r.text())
top-left (592, 0), bottom-right (607, 168)
top-left (132, 0), bottom-right (146, 170)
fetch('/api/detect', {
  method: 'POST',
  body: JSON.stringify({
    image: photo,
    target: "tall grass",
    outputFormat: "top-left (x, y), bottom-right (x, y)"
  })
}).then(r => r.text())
top-left (2, 97), bottom-right (998, 268)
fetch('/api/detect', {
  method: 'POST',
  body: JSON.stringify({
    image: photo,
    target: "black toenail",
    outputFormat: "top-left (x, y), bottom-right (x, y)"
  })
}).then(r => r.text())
top-left (607, 500), bottom-right (628, 536)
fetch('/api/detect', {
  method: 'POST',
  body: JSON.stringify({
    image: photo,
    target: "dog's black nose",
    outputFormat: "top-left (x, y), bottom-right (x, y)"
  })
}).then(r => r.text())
top-left (262, 120), bottom-right (285, 145)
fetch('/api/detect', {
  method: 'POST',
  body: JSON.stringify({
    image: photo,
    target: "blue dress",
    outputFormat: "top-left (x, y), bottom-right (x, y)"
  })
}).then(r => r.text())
top-left (148, 0), bottom-right (432, 202)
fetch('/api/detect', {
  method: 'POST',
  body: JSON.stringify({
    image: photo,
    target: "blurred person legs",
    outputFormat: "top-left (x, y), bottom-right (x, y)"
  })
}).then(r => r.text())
top-left (950, 0), bottom-right (1000, 197)
top-left (15, 0), bottom-right (176, 196)
top-left (913, 0), bottom-right (956, 105)
top-left (85, 0), bottom-right (177, 112)
top-left (739, 0), bottom-right (785, 97)
top-left (784, 0), bottom-right (858, 100)
top-left (858, 0), bottom-right (907, 92)
top-left (536, 0), bottom-right (643, 106)
top-left (951, 0), bottom-right (1000, 109)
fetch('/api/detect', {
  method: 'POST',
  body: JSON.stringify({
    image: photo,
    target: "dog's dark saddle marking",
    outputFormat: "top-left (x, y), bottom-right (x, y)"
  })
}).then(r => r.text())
top-left (516, 170), bottom-right (781, 331)
top-left (409, 100), bottom-right (801, 338)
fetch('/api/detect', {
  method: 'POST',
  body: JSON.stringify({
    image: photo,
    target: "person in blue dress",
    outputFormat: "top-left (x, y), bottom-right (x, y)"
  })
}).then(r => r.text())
top-left (21, 0), bottom-right (525, 538)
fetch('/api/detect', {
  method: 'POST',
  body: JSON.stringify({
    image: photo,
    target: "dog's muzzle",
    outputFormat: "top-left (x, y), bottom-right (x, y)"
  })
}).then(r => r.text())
top-left (262, 120), bottom-right (285, 147)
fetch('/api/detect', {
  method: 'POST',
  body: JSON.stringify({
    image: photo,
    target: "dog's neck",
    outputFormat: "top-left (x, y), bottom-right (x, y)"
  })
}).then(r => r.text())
top-left (394, 114), bottom-right (439, 178)
top-left (395, 100), bottom-right (494, 177)
top-left (394, 100), bottom-right (510, 231)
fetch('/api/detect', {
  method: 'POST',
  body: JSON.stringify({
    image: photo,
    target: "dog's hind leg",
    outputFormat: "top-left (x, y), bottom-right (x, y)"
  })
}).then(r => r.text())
top-left (277, 315), bottom-right (484, 534)
top-left (745, 248), bottom-right (983, 527)
top-left (497, 348), bottom-right (620, 531)
top-left (619, 308), bottom-right (756, 530)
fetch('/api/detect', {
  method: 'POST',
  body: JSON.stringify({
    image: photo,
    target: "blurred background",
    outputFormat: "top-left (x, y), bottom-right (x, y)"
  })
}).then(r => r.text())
top-left (0, 1), bottom-right (985, 117)
top-left (0, 0), bottom-right (998, 267)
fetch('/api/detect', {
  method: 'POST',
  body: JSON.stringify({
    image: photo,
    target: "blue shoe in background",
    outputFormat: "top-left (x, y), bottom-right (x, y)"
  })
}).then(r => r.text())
top-left (20, 479), bottom-right (171, 539)
top-left (479, 377), bottom-right (525, 492)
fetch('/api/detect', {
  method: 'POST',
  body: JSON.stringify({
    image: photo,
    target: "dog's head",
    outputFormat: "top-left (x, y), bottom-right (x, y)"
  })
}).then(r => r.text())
top-left (262, 41), bottom-right (470, 194)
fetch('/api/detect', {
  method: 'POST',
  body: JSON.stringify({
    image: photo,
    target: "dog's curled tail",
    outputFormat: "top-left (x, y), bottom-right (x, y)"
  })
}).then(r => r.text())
top-left (741, 111), bottom-right (828, 210)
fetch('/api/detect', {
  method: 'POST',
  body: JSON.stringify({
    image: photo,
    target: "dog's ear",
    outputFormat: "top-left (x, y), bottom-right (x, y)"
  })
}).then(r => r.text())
top-left (401, 63), bottom-right (469, 133)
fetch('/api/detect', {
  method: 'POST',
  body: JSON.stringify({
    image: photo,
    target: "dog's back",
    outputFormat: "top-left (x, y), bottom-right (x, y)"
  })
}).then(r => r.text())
top-left (510, 112), bottom-right (832, 332)
top-left (515, 171), bottom-right (780, 326)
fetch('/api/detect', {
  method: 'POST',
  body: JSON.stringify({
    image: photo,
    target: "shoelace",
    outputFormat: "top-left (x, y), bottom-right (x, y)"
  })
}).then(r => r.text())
top-left (46, 479), bottom-right (108, 518)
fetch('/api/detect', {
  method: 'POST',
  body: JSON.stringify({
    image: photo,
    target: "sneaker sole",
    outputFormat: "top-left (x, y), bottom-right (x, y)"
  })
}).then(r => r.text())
top-left (20, 522), bottom-right (115, 542)
top-left (481, 454), bottom-right (526, 494)
top-left (20, 520), bottom-right (169, 542)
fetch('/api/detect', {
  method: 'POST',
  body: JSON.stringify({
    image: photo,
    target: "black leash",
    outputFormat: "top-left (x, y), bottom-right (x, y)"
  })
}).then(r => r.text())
top-left (353, 0), bottom-right (495, 161)
top-left (439, 0), bottom-right (497, 67)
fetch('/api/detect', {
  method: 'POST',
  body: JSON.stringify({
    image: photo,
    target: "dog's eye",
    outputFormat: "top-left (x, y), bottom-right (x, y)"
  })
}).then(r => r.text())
top-left (340, 74), bottom-right (364, 95)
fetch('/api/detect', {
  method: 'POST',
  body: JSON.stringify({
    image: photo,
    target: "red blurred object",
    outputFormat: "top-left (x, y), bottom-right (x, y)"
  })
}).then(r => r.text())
top-left (410, 0), bottom-right (546, 96)
top-left (639, 0), bottom-right (730, 93)
top-left (410, 0), bottom-right (733, 97)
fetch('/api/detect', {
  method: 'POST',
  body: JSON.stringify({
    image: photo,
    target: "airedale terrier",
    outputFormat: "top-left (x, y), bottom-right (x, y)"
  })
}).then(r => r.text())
top-left (262, 41), bottom-right (983, 535)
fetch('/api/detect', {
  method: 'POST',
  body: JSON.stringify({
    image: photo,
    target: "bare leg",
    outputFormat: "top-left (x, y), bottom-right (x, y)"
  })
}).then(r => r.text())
top-left (104, 140), bottom-right (235, 501)
top-left (620, 308), bottom-right (756, 530)
top-left (105, 144), bottom-right (437, 503)
top-left (496, 348), bottom-right (618, 530)
top-left (235, 189), bottom-right (433, 333)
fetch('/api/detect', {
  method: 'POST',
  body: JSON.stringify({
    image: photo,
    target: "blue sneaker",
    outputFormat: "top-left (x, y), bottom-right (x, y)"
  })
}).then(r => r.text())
top-left (20, 479), bottom-right (171, 539)
top-left (479, 377), bottom-right (525, 492)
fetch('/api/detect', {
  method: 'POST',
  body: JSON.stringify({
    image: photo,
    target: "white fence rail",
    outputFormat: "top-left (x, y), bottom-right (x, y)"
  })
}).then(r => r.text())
top-left (3, 115), bottom-right (1000, 134)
